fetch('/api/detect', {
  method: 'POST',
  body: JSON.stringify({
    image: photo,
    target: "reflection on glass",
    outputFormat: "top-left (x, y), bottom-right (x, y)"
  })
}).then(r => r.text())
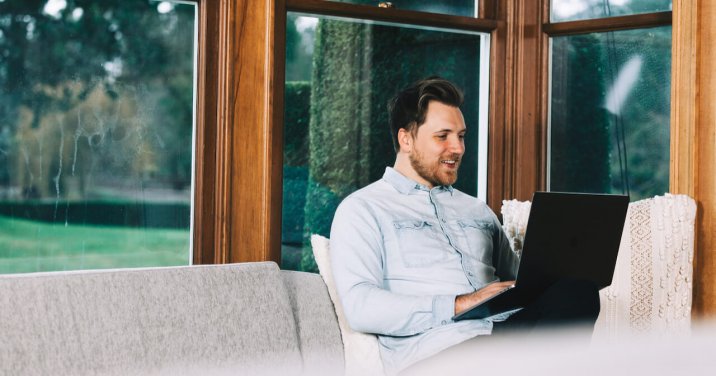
top-left (0, 0), bottom-right (196, 273)
top-left (551, 0), bottom-right (672, 22)
top-left (282, 13), bottom-right (486, 271)
top-left (548, 27), bottom-right (671, 201)
top-left (330, 0), bottom-right (477, 17)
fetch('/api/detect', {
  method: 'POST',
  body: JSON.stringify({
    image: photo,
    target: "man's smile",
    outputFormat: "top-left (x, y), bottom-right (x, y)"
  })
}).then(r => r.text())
top-left (440, 158), bottom-right (460, 169)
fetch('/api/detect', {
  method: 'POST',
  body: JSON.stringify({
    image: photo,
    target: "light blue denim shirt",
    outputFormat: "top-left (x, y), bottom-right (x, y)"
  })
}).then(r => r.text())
top-left (330, 167), bottom-right (519, 374)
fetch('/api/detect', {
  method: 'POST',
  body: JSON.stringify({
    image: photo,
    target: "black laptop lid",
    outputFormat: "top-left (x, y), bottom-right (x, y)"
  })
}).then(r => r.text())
top-left (451, 191), bottom-right (629, 321)
top-left (514, 192), bottom-right (629, 297)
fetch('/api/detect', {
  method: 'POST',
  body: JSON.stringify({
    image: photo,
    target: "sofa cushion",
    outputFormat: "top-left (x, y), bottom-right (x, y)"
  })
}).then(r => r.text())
top-left (0, 262), bottom-right (304, 375)
top-left (281, 270), bottom-right (345, 374)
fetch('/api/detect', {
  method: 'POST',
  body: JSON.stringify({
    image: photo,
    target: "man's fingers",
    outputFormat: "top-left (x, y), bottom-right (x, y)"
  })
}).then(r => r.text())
top-left (483, 281), bottom-right (515, 297)
top-left (455, 280), bottom-right (517, 314)
top-left (488, 281), bottom-right (515, 291)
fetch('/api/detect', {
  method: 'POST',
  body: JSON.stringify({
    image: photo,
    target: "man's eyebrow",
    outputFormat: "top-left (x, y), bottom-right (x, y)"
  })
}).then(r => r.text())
top-left (433, 128), bottom-right (466, 133)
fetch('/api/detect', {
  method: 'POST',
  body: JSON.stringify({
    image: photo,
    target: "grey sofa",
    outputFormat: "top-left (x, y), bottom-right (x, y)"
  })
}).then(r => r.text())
top-left (0, 262), bottom-right (344, 375)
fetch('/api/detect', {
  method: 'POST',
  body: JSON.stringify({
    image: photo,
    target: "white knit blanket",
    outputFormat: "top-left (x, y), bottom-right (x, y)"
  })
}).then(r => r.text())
top-left (501, 194), bottom-right (696, 340)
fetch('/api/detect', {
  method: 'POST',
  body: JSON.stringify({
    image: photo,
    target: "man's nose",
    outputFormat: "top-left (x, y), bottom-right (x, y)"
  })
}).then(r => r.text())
top-left (448, 137), bottom-right (465, 154)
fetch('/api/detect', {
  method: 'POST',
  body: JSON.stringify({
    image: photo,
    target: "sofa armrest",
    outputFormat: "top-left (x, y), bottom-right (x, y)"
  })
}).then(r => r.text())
top-left (281, 270), bottom-right (344, 374)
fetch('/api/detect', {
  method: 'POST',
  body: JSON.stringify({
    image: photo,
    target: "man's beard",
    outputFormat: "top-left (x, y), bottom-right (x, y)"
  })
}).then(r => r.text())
top-left (409, 148), bottom-right (460, 187)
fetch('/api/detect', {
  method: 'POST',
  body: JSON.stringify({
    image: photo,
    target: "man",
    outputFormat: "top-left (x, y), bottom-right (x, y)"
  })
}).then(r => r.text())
top-left (330, 77), bottom-right (599, 374)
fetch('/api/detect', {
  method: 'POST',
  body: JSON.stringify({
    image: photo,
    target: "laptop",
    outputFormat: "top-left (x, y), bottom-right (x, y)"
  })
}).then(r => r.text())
top-left (452, 191), bottom-right (629, 321)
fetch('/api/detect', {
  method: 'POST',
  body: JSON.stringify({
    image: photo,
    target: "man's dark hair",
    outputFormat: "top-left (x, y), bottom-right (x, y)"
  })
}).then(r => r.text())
top-left (388, 77), bottom-right (464, 152)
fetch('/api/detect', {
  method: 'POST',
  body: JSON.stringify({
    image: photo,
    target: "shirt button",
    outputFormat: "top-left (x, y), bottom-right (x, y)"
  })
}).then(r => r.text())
top-left (441, 219), bottom-right (446, 223)
top-left (468, 272), bottom-right (474, 276)
top-left (441, 320), bottom-right (447, 325)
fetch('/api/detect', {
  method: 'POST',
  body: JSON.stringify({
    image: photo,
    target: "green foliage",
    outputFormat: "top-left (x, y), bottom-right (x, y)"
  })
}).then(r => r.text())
top-left (0, 215), bottom-right (189, 274)
top-left (606, 27), bottom-right (671, 200)
top-left (0, 1), bottom-right (195, 272)
top-left (0, 0), bottom-right (195, 192)
top-left (285, 14), bottom-right (314, 81)
top-left (282, 165), bottom-right (308, 244)
top-left (282, 82), bottom-right (311, 270)
top-left (548, 1), bottom-right (672, 201)
top-left (284, 81), bottom-right (311, 167)
top-left (550, 34), bottom-right (611, 193)
top-left (299, 174), bottom-right (341, 273)
top-left (549, 27), bottom-right (671, 201)
top-left (0, 200), bottom-right (190, 228)
top-left (0, 0), bottom-right (170, 111)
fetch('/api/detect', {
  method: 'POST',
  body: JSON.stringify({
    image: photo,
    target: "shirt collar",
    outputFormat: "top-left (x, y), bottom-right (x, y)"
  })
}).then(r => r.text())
top-left (382, 167), bottom-right (454, 195)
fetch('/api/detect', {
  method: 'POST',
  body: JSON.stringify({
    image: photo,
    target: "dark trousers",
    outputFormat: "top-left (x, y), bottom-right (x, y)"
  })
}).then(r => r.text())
top-left (492, 278), bottom-right (601, 336)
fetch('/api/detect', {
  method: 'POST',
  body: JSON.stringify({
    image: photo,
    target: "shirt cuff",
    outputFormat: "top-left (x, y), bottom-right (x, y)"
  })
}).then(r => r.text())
top-left (432, 294), bottom-right (457, 326)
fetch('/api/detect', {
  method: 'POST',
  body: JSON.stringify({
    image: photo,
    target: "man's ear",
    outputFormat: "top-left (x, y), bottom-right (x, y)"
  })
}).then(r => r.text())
top-left (398, 128), bottom-right (411, 152)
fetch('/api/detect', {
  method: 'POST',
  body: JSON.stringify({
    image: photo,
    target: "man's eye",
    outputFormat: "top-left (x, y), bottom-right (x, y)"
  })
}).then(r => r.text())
top-left (458, 134), bottom-right (466, 140)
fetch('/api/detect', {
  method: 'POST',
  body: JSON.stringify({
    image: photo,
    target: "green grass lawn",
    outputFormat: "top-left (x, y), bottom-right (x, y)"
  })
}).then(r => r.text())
top-left (0, 216), bottom-right (190, 274)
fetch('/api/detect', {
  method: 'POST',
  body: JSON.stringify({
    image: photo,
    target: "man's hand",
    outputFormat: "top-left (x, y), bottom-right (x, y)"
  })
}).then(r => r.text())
top-left (454, 281), bottom-right (516, 315)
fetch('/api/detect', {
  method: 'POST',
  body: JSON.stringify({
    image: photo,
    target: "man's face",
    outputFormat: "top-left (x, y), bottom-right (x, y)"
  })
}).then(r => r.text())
top-left (407, 101), bottom-right (466, 188)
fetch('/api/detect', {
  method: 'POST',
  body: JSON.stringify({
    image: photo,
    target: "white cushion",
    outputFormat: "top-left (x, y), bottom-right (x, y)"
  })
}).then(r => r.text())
top-left (594, 194), bottom-right (696, 340)
top-left (501, 199), bottom-right (531, 255)
top-left (310, 234), bottom-right (385, 376)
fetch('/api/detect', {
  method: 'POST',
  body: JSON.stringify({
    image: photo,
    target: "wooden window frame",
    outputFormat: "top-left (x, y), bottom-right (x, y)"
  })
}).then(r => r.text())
top-left (285, 0), bottom-right (498, 30)
top-left (671, 0), bottom-right (716, 318)
top-left (543, 11), bottom-right (672, 35)
top-left (193, 0), bottom-right (222, 265)
top-left (193, 0), bottom-right (286, 265)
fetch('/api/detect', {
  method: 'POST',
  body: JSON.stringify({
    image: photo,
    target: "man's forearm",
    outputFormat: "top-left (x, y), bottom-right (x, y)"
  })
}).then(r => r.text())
top-left (338, 283), bottom-right (456, 336)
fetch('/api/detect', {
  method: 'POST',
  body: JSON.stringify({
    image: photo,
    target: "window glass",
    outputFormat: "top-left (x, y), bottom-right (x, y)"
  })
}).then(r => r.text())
top-left (329, 0), bottom-right (477, 18)
top-left (551, 0), bottom-right (672, 22)
top-left (282, 13), bottom-right (488, 272)
top-left (548, 26), bottom-right (671, 201)
top-left (0, 0), bottom-right (197, 273)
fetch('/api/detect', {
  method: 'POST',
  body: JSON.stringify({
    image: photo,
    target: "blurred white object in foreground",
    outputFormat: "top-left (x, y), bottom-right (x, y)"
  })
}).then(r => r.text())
top-left (403, 320), bottom-right (716, 376)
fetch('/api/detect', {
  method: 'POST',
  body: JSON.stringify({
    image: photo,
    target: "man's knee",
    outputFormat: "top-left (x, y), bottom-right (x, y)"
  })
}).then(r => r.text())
top-left (493, 278), bottom-right (601, 334)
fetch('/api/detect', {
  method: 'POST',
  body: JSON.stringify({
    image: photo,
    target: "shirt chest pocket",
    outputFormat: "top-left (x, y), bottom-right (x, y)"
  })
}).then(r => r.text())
top-left (456, 219), bottom-right (495, 265)
top-left (392, 220), bottom-right (449, 268)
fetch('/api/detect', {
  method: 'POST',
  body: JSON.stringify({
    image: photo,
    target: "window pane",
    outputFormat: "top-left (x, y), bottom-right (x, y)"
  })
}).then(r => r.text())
top-left (551, 0), bottom-right (672, 22)
top-left (0, 0), bottom-right (197, 273)
top-left (548, 27), bottom-right (671, 201)
top-left (328, 0), bottom-right (477, 18)
top-left (282, 13), bottom-right (488, 272)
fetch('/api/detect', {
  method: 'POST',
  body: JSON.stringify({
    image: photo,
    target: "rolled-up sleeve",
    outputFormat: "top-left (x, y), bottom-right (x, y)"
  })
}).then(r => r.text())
top-left (330, 197), bottom-right (456, 337)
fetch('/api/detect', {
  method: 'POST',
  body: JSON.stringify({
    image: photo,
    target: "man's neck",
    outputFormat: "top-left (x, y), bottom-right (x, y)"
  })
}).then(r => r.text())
top-left (393, 155), bottom-right (433, 189)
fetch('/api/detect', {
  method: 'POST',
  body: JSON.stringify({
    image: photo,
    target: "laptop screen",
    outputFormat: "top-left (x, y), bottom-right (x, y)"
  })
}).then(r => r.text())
top-left (514, 192), bottom-right (629, 295)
